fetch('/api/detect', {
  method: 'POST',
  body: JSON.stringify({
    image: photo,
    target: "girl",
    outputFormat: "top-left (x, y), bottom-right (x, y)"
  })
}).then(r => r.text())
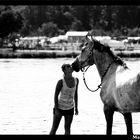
top-left (50, 63), bottom-right (79, 135)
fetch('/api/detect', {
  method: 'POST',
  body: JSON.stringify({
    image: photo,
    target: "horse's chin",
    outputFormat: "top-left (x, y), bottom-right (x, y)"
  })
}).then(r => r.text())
top-left (74, 69), bottom-right (80, 72)
top-left (72, 62), bottom-right (89, 72)
top-left (72, 64), bottom-right (80, 72)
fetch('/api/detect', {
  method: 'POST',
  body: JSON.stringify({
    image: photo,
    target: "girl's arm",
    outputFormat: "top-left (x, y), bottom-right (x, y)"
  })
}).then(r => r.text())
top-left (74, 78), bottom-right (79, 115)
top-left (54, 79), bottom-right (62, 109)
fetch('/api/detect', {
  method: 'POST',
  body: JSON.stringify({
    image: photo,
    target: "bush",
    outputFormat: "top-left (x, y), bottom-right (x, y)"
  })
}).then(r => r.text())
top-left (127, 27), bottom-right (140, 37)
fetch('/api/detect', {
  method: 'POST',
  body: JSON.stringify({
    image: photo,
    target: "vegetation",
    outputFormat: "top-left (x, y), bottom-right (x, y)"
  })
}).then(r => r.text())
top-left (0, 6), bottom-right (23, 38)
top-left (18, 5), bottom-right (140, 38)
top-left (1, 5), bottom-right (140, 39)
top-left (1, 5), bottom-right (140, 58)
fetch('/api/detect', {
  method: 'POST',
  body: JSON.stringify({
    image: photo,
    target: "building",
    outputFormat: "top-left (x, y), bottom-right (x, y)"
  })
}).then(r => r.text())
top-left (19, 36), bottom-right (48, 48)
top-left (65, 31), bottom-right (88, 43)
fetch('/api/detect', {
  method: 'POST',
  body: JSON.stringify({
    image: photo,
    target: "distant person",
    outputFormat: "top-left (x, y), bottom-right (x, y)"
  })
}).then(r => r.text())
top-left (49, 63), bottom-right (79, 135)
top-left (12, 43), bottom-right (16, 52)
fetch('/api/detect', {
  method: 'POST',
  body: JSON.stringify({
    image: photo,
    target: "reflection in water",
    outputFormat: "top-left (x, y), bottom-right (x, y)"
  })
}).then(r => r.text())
top-left (0, 58), bottom-right (139, 134)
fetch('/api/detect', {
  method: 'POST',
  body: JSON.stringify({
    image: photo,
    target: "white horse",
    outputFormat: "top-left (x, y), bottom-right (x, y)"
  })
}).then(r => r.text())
top-left (72, 35), bottom-right (140, 136)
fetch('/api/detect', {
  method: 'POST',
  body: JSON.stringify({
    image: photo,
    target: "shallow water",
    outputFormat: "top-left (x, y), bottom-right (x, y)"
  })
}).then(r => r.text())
top-left (0, 58), bottom-right (139, 134)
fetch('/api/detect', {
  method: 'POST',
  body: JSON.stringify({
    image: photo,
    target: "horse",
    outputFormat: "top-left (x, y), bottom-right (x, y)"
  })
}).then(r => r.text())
top-left (71, 35), bottom-right (140, 136)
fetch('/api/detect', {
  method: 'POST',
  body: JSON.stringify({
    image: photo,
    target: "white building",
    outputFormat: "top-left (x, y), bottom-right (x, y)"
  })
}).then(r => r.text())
top-left (65, 31), bottom-right (88, 43)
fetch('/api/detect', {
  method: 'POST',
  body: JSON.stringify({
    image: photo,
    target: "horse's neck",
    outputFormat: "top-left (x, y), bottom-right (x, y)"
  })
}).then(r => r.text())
top-left (94, 51), bottom-right (116, 80)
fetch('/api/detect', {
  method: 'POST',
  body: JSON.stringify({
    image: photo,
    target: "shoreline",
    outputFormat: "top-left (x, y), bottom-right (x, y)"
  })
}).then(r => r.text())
top-left (0, 49), bottom-right (80, 58)
top-left (0, 49), bottom-right (140, 58)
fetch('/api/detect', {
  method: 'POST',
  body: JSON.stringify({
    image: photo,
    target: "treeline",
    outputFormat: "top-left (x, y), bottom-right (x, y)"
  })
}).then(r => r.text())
top-left (1, 5), bottom-right (140, 39)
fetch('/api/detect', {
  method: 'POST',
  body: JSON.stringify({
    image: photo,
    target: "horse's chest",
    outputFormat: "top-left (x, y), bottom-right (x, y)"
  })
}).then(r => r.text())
top-left (100, 81), bottom-right (116, 106)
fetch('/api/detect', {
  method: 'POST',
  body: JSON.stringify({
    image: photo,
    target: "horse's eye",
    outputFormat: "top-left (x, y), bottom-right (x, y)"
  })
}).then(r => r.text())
top-left (81, 47), bottom-right (85, 52)
top-left (85, 42), bottom-right (88, 46)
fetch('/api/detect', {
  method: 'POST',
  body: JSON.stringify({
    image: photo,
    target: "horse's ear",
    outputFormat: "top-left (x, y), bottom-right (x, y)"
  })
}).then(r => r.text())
top-left (85, 35), bottom-right (88, 40)
top-left (85, 35), bottom-right (91, 42)
top-left (91, 35), bottom-right (94, 41)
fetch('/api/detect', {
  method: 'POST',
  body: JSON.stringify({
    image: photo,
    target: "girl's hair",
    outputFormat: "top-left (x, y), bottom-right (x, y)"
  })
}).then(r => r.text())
top-left (61, 63), bottom-right (71, 72)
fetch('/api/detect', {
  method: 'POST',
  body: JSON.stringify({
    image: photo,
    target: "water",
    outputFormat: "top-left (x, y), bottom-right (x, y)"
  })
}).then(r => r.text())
top-left (0, 58), bottom-right (139, 134)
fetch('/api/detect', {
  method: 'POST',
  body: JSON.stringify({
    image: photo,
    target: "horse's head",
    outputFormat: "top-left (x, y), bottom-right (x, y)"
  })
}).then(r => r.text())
top-left (72, 35), bottom-right (95, 72)
top-left (72, 35), bottom-right (128, 72)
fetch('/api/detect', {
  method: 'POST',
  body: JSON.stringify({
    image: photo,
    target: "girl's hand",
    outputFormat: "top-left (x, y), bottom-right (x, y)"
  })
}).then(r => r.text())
top-left (75, 108), bottom-right (79, 115)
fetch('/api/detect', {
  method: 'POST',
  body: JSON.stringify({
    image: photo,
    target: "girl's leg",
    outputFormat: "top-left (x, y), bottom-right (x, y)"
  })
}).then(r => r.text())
top-left (64, 114), bottom-right (73, 135)
top-left (49, 108), bottom-right (62, 135)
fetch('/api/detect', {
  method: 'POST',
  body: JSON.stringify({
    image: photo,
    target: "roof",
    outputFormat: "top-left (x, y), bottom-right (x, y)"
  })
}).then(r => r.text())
top-left (49, 35), bottom-right (67, 43)
top-left (20, 36), bottom-right (47, 40)
top-left (127, 37), bottom-right (140, 40)
top-left (65, 31), bottom-right (88, 37)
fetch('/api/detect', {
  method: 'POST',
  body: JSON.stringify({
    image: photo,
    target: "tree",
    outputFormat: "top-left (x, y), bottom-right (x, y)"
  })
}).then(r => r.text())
top-left (71, 6), bottom-right (92, 30)
top-left (8, 5), bottom-right (140, 38)
top-left (40, 22), bottom-right (59, 37)
top-left (70, 19), bottom-right (83, 31)
top-left (0, 9), bottom-right (23, 39)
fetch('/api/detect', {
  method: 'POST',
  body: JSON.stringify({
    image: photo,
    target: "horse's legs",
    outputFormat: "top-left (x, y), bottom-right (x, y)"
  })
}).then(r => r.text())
top-left (104, 105), bottom-right (114, 135)
top-left (123, 112), bottom-right (133, 136)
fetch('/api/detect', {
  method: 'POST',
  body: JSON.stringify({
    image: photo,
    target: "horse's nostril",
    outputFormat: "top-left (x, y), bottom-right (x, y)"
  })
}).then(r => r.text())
top-left (71, 63), bottom-right (74, 69)
top-left (72, 65), bottom-right (77, 71)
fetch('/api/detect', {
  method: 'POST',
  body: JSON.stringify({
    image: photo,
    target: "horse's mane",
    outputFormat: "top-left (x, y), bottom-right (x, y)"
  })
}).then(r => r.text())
top-left (93, 39), bottom-right (128, 69)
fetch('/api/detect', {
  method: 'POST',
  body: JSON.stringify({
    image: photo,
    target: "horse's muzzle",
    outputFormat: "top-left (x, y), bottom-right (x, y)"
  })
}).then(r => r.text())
top-left (71, 58), bottom-right (80, 72)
